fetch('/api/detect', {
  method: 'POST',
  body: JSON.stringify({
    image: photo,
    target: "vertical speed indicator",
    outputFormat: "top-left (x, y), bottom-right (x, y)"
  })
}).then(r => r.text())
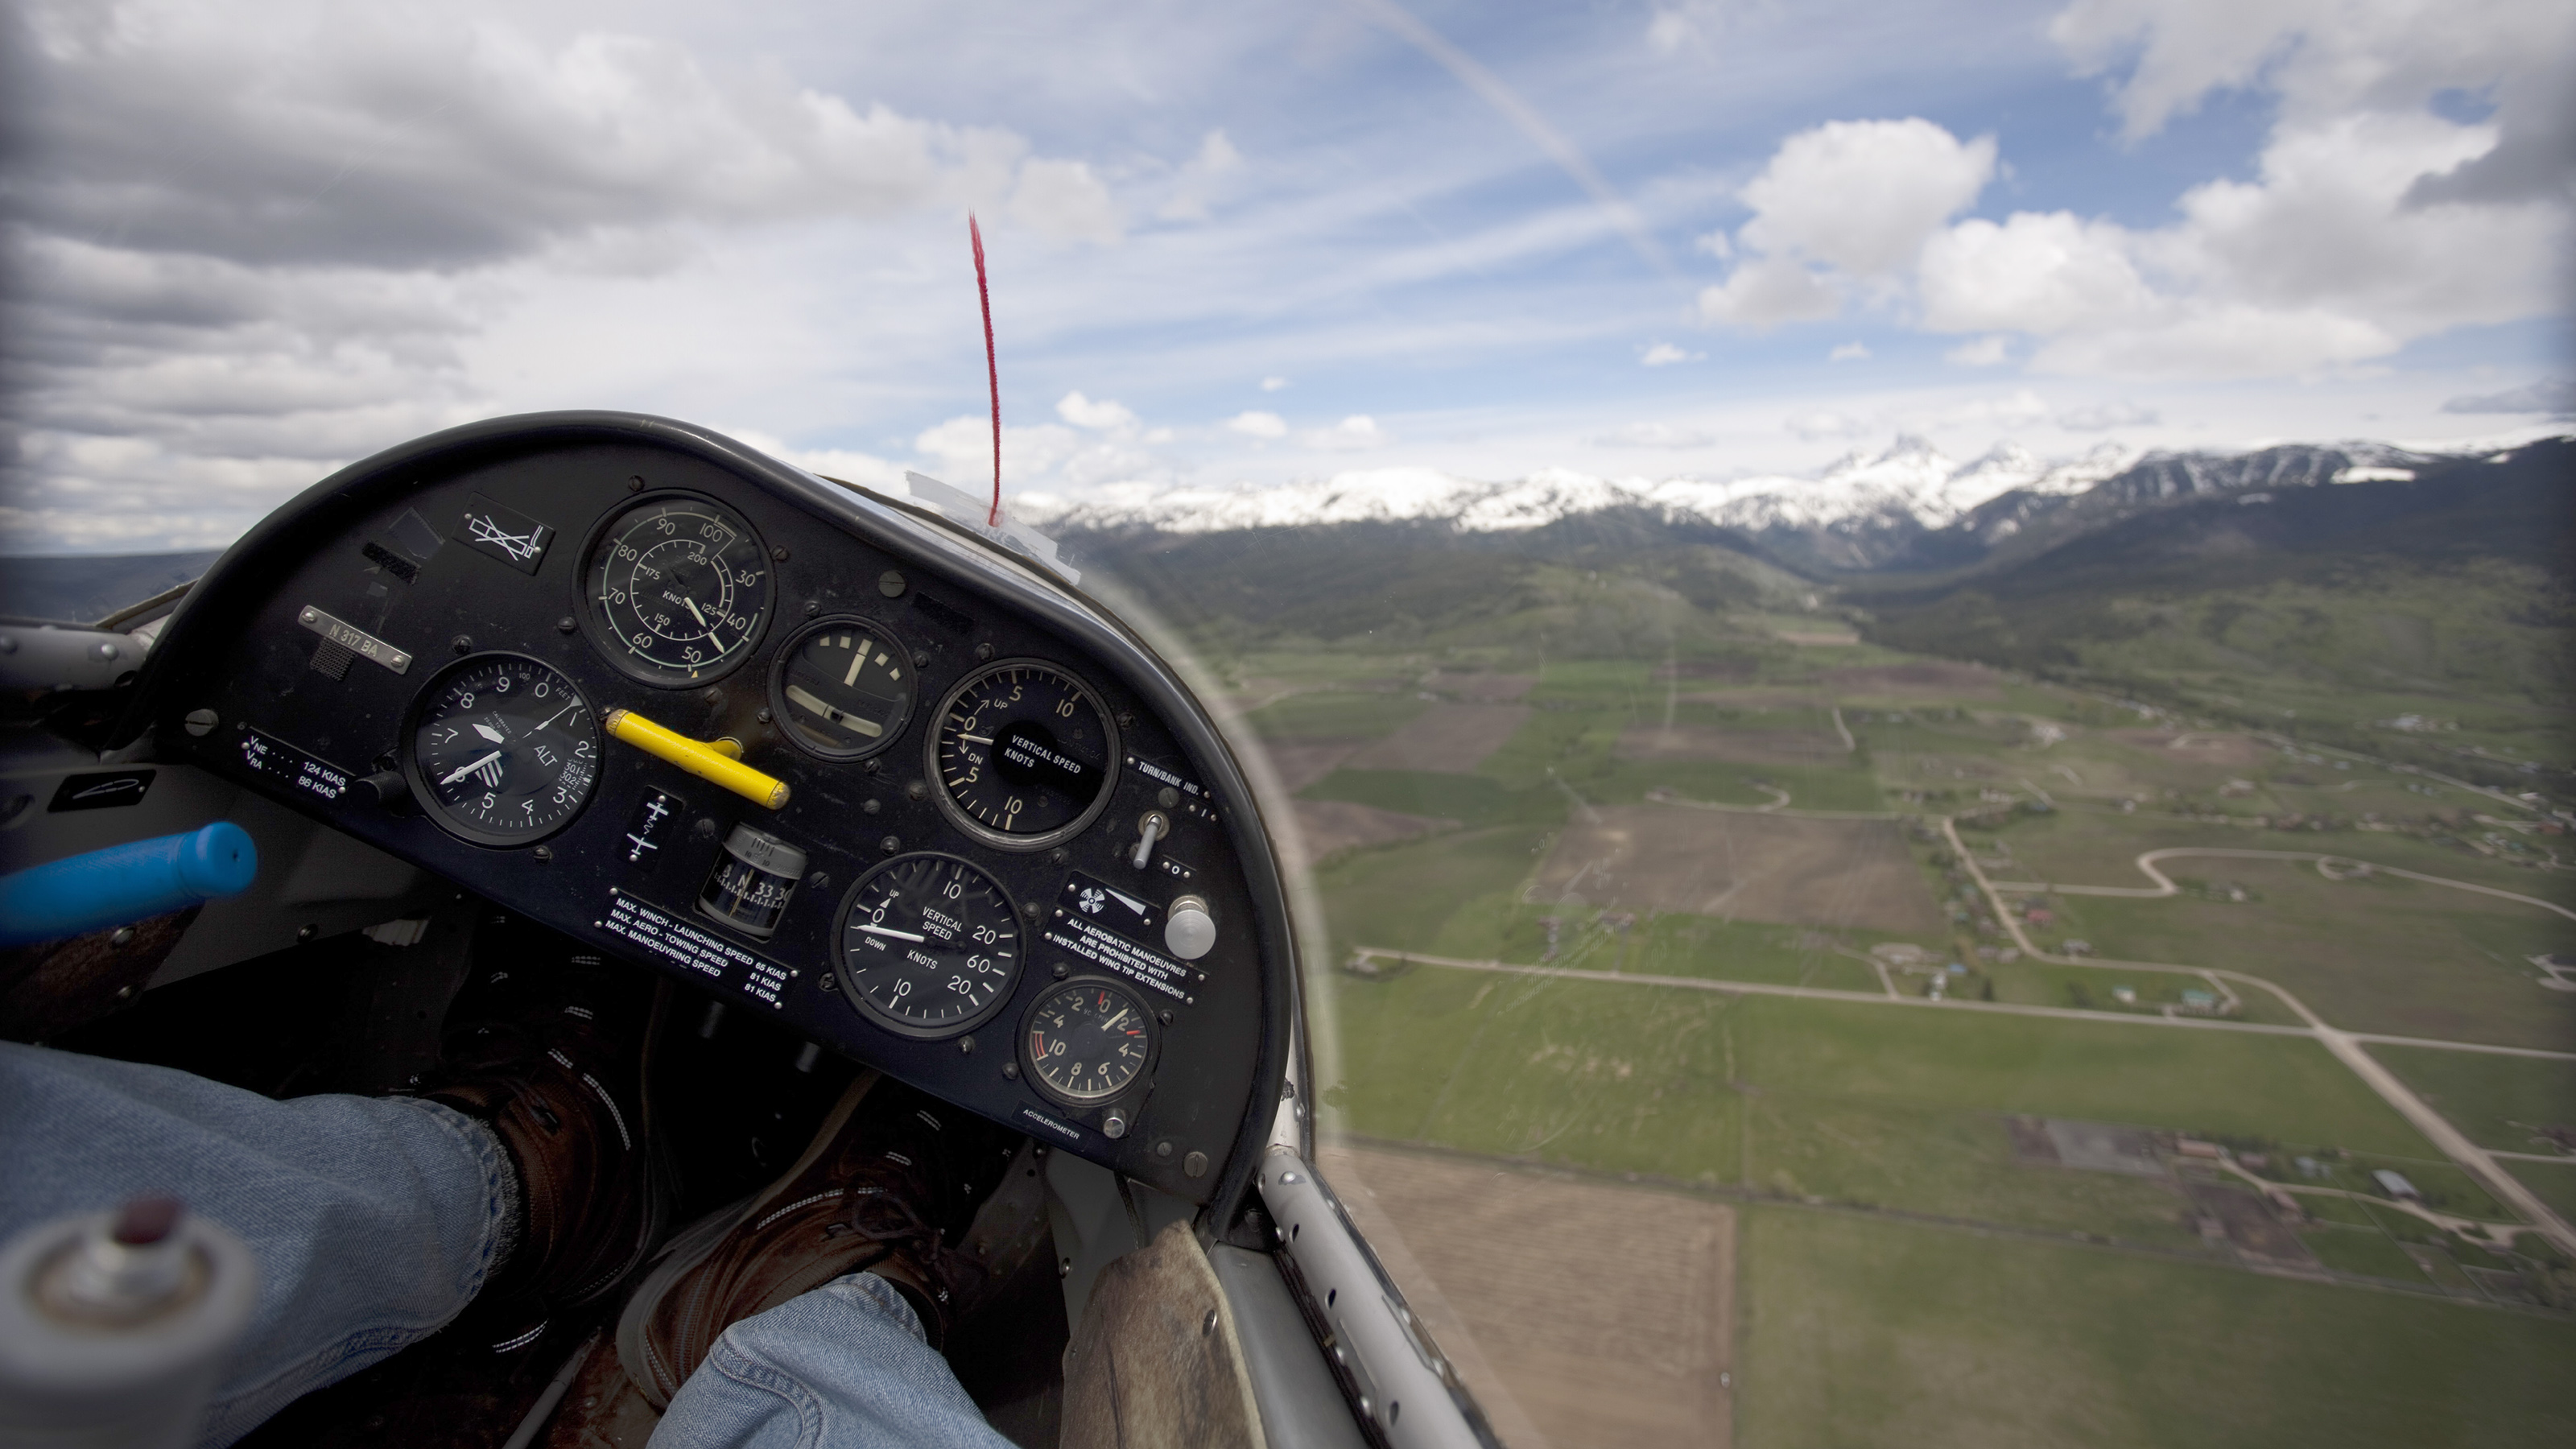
top-left (928, 662), bottom-right (1119, 851)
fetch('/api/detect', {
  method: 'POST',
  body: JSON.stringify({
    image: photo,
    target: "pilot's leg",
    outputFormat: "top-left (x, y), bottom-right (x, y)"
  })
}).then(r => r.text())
top-left (621, 1074), bottom-right (1020, 1449)
top-left (0, 1039), bottom-right (512, 1446)
top-left (0, 953), bottom-right (664, 1447)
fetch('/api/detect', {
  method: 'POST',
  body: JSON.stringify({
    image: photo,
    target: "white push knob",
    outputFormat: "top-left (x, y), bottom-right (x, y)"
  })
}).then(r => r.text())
top-left (1165, 895), bottom-right (1216, 960)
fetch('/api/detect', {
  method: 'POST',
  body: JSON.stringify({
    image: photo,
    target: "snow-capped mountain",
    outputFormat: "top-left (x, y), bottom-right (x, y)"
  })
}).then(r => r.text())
top-left (1006, 432), bottom-right (2549, 572)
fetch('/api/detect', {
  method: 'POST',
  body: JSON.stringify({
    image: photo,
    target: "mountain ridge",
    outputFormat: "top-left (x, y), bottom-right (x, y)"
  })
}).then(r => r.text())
top-left (1026, 431), bottom-right (2567, 576)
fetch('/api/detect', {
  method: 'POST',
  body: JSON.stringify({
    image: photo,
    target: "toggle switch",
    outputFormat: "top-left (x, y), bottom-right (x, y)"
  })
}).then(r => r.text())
top-left (1129, 811), bottom-right (1170, 870)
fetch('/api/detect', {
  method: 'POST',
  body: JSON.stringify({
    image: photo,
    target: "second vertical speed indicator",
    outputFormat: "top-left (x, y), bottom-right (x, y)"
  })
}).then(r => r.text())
top-left (929, 662), bottom-right (1119, 851)
top-left (835, 854), bottom-right (1022, 1038)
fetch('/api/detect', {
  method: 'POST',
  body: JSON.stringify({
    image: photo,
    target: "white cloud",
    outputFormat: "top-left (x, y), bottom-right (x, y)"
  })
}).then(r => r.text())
top-left (2057, 400), bottom-right (2161, 430)
top-left (1828, 341), bottom-right (1871, 361)
top-left (1735, 118), bottom-right (1998, 275)
top-left (1157, 130), bottom-right (1245, 223)
top-left (1699, 117), bottom-right (1995, 328)
top-left (1594, 421), bottom-right (1715, 448)
top-left (1057, 391), bottom-right (1140, 430)
top-left (2441, 378), bottom-right (2574, 415)
top-left (1260, 377), bottom-right (1290, 392)
top-left (1302, 415), bottom-right (1388, 451)
top-left (1641, 341), bottom-right (1703, 366)
top-left (1009, 158), bottom-right (1124, 243)
top-left (1787, 411), bottom-right (1871, 441)
top-left (1226, 410), bottom-right (1290, 439)
top-left (1944, 335), bottom-right (2012, 366)
top-left (1697, 255), bottom-right (1839, 327)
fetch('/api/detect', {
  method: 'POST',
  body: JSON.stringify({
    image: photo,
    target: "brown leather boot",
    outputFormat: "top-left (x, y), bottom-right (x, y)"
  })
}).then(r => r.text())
top-left (613, 1071), bottom-right (1018, 1408)
top-left (418, 947), bottom-right (673, 1352)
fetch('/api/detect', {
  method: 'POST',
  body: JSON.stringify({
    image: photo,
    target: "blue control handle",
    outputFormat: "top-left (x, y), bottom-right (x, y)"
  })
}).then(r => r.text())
top-left (0, 823), bottom-right (257, 949)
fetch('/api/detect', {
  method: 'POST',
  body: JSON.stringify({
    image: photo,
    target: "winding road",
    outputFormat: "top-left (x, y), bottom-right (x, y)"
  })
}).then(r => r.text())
top-left (1942, 817), bottom-right (2576, 1256)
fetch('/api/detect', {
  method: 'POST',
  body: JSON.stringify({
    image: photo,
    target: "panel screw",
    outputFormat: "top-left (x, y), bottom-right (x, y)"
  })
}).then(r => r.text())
top-left (110, 927), bottom-right (136, 947)
top-left (1003, 1062), bottom-right (1019, 1080)
top-left (1116, 712), bottom-right (1134, 729)
top-left (772, 546), bottom-right (790, 563)
top-left (1184, 1151), bottom-right (1208, 1179)
top-left (1158, 786), bottom-right (1179, 808)
top-left (296, 924), bottom-right (317, 943)
top-left (1053, 963), bottom-right (1070, 979)
top-left (912, 650), bottom-right (929, 668)
top-left (862, 798), bottom-right (881, 815)
top-left (818, 972), bottom-right (837, 993)
top-left (756, 708), bottom-right (773, 724)
top-left (959, 1035), bottom-right (975, 1055)
top-left (628, 476), bottom-right (646, 492)
top-left (803, 601), bottom-right (820, 617)
top-left (1058, 1257), bottom-right (1071, 1279)
top-left (1022, 900), bottom-right (1042, 920)
top-left (1203, 1308), bottom-right (1218, 1336)
top-left (695, 818), bottom-right (719, 840)
top-left (184, 708), bottom-right (219, 737)
top-left (532, 845), bottom-right (551, 863)
top-left (1158, 1009), bottom-right (1173, 1026)
top-left (974, 642), bottom-right (994, 661)
top-left (906, 781), bottom-right (927, 802)
top-left (806, 870), bottom-right (830, 890)
top-left (556, 617), bottom-right (576, 634)
top-left (880, 835), bottom-right (901, 854)
top-left (1154, 1139), bottom-right (1174, 1159)
top-left (451, 635), bottom-right (473, 655)
top-left (879, 570), bottom-right (906, 598)
top-left (1048, 848), bottom-right (1069, 865)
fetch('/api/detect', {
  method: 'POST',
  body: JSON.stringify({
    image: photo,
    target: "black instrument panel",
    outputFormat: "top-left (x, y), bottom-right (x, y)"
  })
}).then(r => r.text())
top-left (142, 419), bottom-right (1278, 1208)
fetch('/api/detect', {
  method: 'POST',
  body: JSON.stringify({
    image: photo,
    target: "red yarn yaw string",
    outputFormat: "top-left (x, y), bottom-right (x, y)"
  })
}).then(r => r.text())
top-left (969, 213), bottom-right (1001, 526)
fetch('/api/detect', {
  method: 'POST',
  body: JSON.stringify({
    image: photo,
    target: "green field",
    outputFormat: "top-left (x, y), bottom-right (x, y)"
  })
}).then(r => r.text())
top-left (1327, 967), bottom-right (2446, 1203)
top-left (2368, 1045), bottom-right (2576, 1153)
top-left (2028, 863), bottom-right (2576, 1051)
top-left (2299, 1224), bottom-right (2429, 1281)
top-left (1736, 1208), bottom-right (2576, 1449)
top-left (2510, 1159), bottom-right (2576, 1224)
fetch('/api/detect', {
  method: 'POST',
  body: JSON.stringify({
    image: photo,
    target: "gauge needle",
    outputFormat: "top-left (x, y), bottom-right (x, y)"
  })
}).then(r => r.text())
top-left (957, 733), bottom-right (993, 744)
top-left (785, 683), bottom-right (882, 737)
top-left (530, 701), bottom-right (579, 733)
top-left (854, 923), bottom-right (927, 942)
top-left (844, 639), bottom-right (873, 687)
top-left (683, 597), bottom-right (725, 650)
top-left (440, 750), bottom-right (504, 786)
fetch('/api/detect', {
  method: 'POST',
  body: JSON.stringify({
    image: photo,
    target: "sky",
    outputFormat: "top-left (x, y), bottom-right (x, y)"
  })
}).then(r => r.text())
top-left (1, 0), bottom-right (2569, 552)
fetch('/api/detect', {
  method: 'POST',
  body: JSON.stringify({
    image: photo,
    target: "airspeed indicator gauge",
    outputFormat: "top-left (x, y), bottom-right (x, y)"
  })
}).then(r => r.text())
top-left (581, 493), bottom-right (773, 686)
top-left (929, 661), bottom-right (1118, 851)
top-left (405, 654), bottom-right (601, 846)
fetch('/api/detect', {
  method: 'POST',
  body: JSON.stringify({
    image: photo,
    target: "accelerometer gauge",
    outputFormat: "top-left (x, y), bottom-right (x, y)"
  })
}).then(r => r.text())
top-left (1023, 979), bottom-right (1155, 1108)
top-left (836, 853), bottom-right (1022, 1038)
top-left (769, 617), bottom-right (915, 762)
top-left (928, 661), bottom-right (1118, 851)
top-left (405, 654), bottom-right (601, 846)
top-left (581, 493), bottom-right (773, 686)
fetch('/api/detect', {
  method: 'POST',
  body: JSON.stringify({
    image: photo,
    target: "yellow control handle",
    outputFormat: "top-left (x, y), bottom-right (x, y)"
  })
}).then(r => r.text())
top-left (605, 708), bottom-right (790, 810)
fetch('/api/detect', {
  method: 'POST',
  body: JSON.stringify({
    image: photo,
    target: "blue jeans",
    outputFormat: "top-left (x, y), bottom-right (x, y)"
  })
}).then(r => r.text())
top-left (0, 1042), bottom-right (1013, 1449)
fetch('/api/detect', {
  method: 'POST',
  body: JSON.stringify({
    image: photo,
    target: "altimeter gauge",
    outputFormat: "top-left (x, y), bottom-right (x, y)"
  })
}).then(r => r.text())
top-left (406, 654), bottom-right (601, 846)
top-left (835, 853), bottom-right (1023, 1038)
top-left (928, 661), bottom-right (1118, 851)
top-left (581, 493), bottom-right (773, 686)
top-left (1022, 979), bottom-right (1155, 1108)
